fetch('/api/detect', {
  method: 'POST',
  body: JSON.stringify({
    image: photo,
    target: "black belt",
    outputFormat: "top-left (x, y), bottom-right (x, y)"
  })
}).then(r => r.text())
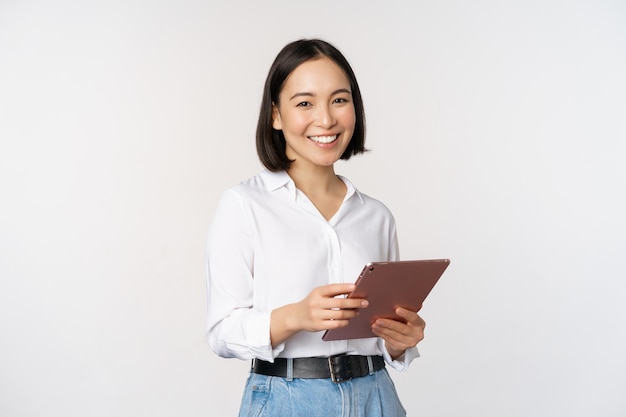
top-left (252, 354), bottom-right (385, 383)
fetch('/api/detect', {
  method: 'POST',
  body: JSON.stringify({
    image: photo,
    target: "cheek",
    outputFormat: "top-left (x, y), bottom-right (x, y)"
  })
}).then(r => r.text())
top-left (284, 112), bottom-right (311, 133)
top-left (337, 106), bottom-right (356, 128)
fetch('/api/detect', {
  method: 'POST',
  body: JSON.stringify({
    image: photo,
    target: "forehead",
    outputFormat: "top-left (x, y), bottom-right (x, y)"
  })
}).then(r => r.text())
top-left (280, 57), bottom-right (351, 97)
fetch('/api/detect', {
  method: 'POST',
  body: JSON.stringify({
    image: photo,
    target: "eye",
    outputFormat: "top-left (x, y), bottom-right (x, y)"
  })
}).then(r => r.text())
top-left (333, 97), bottom-right (349, 104)
top-left (296, 101), bottom-right (312, 107)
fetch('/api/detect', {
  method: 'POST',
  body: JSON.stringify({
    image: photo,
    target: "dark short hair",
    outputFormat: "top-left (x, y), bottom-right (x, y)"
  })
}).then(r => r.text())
top-left (256, 39), bottom-right (367, 172)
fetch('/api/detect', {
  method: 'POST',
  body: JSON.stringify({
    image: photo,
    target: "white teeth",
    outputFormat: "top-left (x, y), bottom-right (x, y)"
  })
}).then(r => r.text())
top-left (309, 135), bottom-right (338, 144)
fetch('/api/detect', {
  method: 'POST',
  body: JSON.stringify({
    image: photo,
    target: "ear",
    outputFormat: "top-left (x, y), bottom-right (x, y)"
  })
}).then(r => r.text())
top-left (271, 103), bottom-right (282, 130)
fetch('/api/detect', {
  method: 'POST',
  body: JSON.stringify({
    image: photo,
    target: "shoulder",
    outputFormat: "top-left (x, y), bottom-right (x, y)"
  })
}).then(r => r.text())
top-left (340, 175), bottom-right (396, 221)
top-left (225, 170), bottom-right (290, 196)
top-left (340, 175), bottom-right (393, 212)
top-left (210, 172), bottom-right (276, 230)
top-left (218, 170), bottom-right (288, 204)
top-left (358, 189), bottom-right (392, 211)
top-left (358, 191), bottom-right (396, 223)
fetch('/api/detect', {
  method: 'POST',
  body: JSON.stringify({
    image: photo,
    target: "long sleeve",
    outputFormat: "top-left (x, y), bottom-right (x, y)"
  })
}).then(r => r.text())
top-left (205, 189), bottom-right (284, 361)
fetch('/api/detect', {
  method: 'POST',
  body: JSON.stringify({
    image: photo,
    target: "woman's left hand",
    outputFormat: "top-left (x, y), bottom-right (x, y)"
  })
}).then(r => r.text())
top-left (371, 307), bottom-right (426, 360)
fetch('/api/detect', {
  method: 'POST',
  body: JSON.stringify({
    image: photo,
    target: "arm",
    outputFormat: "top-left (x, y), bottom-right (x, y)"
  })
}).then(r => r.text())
top-left (206, 190), bottom-right (275, 360)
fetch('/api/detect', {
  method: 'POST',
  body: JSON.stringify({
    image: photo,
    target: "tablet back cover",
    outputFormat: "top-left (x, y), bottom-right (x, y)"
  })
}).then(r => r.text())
top-left (322, 259), bottom-right (450, 341)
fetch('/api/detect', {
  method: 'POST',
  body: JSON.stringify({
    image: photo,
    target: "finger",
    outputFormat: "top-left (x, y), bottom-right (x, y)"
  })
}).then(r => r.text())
top-left (327, 297), bottom-right (369, 310)
top-left (323, 308), bottom-right (360, 321)
top-left (371, 323), bottom-right (411, 346)
top-left (318, 283), bottom-right (356, 297)
top-left (372, 320), bottom-right (423, 346)
top-left (322, 318), bottom-right (352, 329)
top-left (375, 317), bottom-right (424, 338)
top-left (373, 318), bottom-right (409, 334)
top-left (395, 307), bottom-right (424, 325)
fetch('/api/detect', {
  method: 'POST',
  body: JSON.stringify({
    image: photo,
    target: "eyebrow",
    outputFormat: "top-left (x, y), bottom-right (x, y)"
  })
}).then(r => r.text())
top-left (289, 88), bottom-right (352, 101)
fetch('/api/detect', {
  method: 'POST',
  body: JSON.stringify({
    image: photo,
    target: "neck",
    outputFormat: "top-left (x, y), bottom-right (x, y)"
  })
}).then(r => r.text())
top-left (287, 164), bottom-right (341, 196)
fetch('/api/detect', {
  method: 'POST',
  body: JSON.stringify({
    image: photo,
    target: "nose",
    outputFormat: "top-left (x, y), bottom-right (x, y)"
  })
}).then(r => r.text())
top-left (316, 104), bottom-right (336, 129)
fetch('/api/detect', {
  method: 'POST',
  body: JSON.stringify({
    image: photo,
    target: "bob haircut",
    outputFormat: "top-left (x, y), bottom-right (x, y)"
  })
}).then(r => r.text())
top-left (256, 39), bottom-right (367, 172)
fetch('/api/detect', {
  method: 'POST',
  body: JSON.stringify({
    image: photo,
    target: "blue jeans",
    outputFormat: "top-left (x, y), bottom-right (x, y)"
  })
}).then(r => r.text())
top-left (238, 368), bottom-right (406, 417)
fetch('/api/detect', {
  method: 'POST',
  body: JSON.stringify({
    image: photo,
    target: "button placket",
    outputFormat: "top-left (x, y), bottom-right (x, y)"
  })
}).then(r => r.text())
top-left (325, 224), bottom-right (343, 284)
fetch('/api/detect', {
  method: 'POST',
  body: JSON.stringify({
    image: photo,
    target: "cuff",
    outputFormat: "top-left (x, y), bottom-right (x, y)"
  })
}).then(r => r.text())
top-left (248, 310), bottom-right (286, 362)
top-left (378, 338), bottom-right (420, 372)
top-left (209, 309), bottom-right (286, 361)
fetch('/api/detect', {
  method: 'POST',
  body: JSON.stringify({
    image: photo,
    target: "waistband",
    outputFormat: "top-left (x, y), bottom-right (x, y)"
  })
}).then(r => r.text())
top-left (252, 354), bottom-right (385, 383)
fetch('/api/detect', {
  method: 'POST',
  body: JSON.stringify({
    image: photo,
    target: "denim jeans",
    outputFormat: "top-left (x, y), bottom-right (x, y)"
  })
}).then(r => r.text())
top-left (238, 368), bottom-right (406, 417)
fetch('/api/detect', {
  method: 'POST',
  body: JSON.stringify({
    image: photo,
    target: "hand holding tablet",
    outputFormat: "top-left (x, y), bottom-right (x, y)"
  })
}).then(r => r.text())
top-left (322, 259), bottom-right (450, 341)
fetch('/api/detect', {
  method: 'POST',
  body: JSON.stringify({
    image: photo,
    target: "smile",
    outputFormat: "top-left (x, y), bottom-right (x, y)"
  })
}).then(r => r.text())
top-left (308, 135), bottom-right (338, 144)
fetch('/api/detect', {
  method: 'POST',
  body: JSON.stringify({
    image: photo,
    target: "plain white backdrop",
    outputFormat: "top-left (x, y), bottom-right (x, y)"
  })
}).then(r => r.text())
top-left (1, 0), bottom-right (625, 416)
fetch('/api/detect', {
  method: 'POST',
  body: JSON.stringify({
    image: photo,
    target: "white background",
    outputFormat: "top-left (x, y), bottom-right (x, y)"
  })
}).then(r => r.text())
top-left (1, 0), bottom-right (625, 416)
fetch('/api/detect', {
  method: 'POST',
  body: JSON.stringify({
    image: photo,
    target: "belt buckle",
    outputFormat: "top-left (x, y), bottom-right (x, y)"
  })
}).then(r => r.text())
top-left (328, 355), bottom-right (352, 384)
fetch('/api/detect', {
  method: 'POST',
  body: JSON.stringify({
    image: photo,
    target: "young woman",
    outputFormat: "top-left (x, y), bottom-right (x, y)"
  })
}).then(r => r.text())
top-left (206, 39), bottom-right (425, 417)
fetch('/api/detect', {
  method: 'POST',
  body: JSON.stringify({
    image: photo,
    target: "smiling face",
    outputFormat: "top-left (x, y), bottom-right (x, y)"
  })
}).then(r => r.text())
top-left (272, 56), bottom-right (356, 172)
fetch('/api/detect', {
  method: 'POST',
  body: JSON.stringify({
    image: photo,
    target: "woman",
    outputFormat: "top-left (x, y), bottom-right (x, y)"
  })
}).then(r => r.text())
top-left (206, 38), bottom-right (425, 416)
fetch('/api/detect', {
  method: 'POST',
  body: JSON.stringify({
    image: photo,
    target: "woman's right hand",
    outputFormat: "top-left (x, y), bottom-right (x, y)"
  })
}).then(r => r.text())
top-left (270, 283), bottom-right (368, 347)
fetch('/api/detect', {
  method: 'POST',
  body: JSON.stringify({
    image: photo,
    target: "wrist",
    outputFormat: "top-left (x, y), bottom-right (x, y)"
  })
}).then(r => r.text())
top-left (270, 304), bottom-right (299, 347)
top-left (385, 343), bottom-right (405, 361)
top-left (280, 303), bottom-right (300, 333)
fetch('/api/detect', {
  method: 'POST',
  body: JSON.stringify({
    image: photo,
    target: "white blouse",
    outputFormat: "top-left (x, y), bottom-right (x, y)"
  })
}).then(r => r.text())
top-left (205, 170), bottom-right (418, 371)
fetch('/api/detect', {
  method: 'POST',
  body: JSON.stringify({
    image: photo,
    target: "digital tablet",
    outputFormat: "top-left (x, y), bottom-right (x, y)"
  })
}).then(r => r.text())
top-left (322, 259), bottom-right (450, 341)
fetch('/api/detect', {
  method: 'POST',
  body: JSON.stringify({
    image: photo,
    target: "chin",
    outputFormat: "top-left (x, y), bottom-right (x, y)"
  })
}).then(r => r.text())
top-left (316, 158), bottom-right (342, 167)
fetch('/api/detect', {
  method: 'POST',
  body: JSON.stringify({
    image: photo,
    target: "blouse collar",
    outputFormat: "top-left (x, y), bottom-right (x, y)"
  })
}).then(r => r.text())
top-left (259, 170), bottom-right (364, 204)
